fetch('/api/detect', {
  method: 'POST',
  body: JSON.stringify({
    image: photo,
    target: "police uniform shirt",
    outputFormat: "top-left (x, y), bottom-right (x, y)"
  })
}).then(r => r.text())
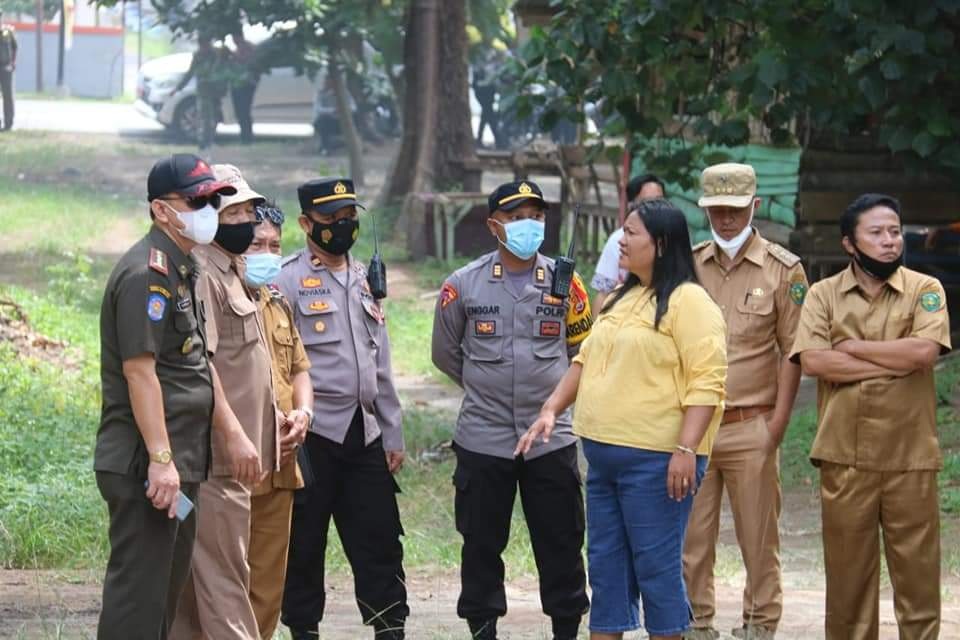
top-left (194, 244), bottom-right (278, 476)
top-left (276, 250), bottom-right (404, 451)
top-left (96, 226), bottom-right (213, 482)
top-left (254, 284), bottom-right (310, 493)
top-left (694, 230), bottom-right (808, 407)
top-left (789, 265), bottom-right (952, 470)
top-left (0, 24), bottom-right (15, 65)
top-left (432, 251), bottom-right (593, 460)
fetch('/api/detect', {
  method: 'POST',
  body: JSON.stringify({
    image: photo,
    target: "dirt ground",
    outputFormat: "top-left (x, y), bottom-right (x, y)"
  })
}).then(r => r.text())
top-left (3, 132), bottom-right (960, 639)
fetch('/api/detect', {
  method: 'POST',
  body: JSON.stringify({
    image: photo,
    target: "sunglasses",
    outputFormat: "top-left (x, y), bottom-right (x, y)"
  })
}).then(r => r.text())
top-left (161, 194), bottom-right (222, 210)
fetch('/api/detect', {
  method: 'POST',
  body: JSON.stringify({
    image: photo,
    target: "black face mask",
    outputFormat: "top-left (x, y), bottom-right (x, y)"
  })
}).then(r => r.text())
top-left (311, 217), bottom-right (359, 256)
top-left (851, 241), bottom-right (903, 281)
top-left (214, 221), bottom-right (256, 255)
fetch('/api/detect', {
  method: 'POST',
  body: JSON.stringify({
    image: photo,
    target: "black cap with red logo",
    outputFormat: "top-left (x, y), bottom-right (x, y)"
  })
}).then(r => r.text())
top-left (147, 154), bottom-right (237, 202)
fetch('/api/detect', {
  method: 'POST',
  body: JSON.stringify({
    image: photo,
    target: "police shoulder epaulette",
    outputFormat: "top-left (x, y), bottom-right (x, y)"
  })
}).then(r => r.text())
top-left (766, 243), bottom-right (801, 268)
top-left (281, 251), bottom-right (301, 267)
top-left (148, 247), bottom-right (169, 276)
top-left (692, 240), bottom-right (712, 252)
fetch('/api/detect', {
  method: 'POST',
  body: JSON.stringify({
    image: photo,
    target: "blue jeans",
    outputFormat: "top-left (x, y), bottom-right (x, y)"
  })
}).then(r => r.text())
top-left (582, 439), bottom-right (707, 636)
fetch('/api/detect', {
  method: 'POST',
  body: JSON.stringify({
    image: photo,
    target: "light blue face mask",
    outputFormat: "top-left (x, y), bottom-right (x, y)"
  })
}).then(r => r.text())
top-left (243, 252), bottom-right (282, 288)
top-left (496, 218), bottom-right (545, 259)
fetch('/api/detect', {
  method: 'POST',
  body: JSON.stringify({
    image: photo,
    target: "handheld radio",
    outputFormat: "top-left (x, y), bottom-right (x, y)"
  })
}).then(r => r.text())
top-left (367, 212), bottom-right (388, 299)
top-left (550, 202), bottom-right (582, 299)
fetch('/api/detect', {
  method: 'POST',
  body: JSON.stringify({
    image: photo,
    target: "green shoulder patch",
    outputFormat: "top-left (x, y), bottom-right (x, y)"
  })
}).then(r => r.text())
top-left (789, 281), bottom-right (807, 305)
top-left (920, 290), bottom-right (942, 312)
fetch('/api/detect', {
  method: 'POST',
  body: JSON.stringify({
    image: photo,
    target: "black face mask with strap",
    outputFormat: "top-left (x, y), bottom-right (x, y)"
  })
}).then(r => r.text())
top-left (850, 241), bottom-right (903, 281)
top-left (214, 222), bottom-right (256, 255)
top-left (310, 218), bottom-right (359, 256)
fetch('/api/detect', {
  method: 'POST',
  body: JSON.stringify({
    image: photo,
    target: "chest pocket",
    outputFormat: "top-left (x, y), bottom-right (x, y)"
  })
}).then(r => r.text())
top-left (734, 291), bottom-right (775, 335)
top-left (270, 308), bottom-right (296, 372)
top-left (226, 295), bottom-right (259, 344)
top-left (173, 308), bottom-right (198, 334)
top-left (298, 296), bottom-right (340, 346)
top-left (465, 317), bottom-right (505, 362)
top-left (531, 318), bottom-right (565, 360)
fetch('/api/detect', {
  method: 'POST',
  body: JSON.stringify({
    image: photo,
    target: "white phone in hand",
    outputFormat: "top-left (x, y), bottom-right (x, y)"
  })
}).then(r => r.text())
top-left (144, 481), bottom-right (195, 521)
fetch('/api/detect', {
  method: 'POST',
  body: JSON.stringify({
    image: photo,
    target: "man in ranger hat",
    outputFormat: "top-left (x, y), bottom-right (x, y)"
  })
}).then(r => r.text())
top-left (432, 180), bottom-right (592, 640)
top-left (683, 163), bottom-right (808, 640)
top-left (96, 154), bottom-right (261, 639)
top-left (790, 194), bottom-right (950, 639)
top-left (0, 10), bottom-right (17, 131)
top-left (171, 163), bottom-right (279, 639)
top-left (276, 178), bottom-right (407, 640)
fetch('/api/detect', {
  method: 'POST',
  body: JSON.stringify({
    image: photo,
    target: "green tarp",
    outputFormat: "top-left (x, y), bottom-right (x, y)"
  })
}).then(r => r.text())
top-left (632, 144), bottom-right (802, 244)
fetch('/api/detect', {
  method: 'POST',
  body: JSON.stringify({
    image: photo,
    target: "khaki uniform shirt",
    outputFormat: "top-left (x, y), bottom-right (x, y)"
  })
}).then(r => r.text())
top-left (194, 244), bottom-right (278, 476)
top-left (276, 250), bottom-right (404, 451)
top-left (96, 226), bottom-right (212, 483)
top-left (431, 251), bottom-right (593, 460)
top-left (254, 284), bottom-right (310, 493)
top-left (694, 231), bottom-right (808, 407)
top-left (789, 265), bottom-right (952, 471)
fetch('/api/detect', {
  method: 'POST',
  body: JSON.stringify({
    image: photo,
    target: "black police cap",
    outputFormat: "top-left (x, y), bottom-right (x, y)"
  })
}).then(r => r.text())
top-left (297, 178), bottom-right (366, 215)
top-left (147, 154), bottom-right (237, 202)
top-left (488, 180), bottom-right (546, 215)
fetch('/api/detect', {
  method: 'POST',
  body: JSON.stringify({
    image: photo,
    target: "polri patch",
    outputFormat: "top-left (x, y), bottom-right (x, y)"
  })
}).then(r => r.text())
top-left (147, 293), bottom-right (167, 322)
top-left (475, 320), bottom-right (497, 335)
top-left (440, 283), bottom-right (459, 309)
top-left (920, 291), bottom-right (942, 312)
top-left (540, 320), bottom-right (562, 337)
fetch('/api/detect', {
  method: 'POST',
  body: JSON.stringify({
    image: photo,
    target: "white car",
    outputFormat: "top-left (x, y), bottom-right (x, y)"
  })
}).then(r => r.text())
top-left (134, 50), bottom-right (336, 141)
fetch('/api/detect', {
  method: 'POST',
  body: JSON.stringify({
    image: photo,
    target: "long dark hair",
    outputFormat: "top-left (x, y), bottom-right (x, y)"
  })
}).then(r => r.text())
top-left (600, 198), bottom-right (700, 329)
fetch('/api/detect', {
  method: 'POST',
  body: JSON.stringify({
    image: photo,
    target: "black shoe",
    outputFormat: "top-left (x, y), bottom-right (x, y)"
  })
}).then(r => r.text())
top-left (289, 627), bottom-right (319, 640)
top-left (373, 622), bottom-right (405, 639)
top-left (467, 618), bottom-right (497, 639)
top-left (552, 615), bottom-right (581, 640)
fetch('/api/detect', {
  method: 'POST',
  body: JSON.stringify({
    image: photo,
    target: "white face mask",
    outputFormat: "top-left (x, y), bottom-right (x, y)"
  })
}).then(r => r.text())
top-left (710, 207), bottom-right (754, 259)
top-left (164, 202), bottom-right (219, 245)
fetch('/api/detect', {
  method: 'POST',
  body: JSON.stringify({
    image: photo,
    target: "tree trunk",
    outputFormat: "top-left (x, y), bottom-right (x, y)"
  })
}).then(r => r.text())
top-left (381, 0), bottom-right (477, 204)
top-left (328, 40), bottom-right (365, 186)
top-left (433, 0), bottom-right (477, 191)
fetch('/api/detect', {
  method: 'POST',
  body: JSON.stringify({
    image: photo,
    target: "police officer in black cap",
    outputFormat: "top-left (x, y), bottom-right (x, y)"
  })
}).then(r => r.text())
top-left (95, 153), bottom-right (261, 639)
top-left (432, 180), bottom-right (592, 640)
top-left (276, 178), bottom-right (407, 640)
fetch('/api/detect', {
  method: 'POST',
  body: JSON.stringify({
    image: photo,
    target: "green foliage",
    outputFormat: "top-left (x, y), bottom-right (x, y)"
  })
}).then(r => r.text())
top-left (0, 0), bottom-right (59, 17)
top-left (515, 0), bottom-right (960, 187)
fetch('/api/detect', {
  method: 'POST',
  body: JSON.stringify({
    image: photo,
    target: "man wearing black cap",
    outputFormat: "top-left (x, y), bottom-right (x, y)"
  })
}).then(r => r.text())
top-left (431, 181), bottom-right (592, 640)
top-left (95, 153), bottom-right (261, 639)
top-left (275, 178), bottom-right (407, 640)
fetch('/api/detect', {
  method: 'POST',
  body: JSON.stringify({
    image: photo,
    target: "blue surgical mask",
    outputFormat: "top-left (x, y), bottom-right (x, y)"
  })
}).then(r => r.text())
top-left (243, 252), bottom-right (282, 288)
top-left (496, 218), bottom-right (545, 259)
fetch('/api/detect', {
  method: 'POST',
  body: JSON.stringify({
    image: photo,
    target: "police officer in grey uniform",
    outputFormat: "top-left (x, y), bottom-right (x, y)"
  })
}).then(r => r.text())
top-left (276, 178), bottom-right (407, 640)
top-left (95, 154), bottom-right (261, 639)
top-left (432, 181), bottom-right (593, 640)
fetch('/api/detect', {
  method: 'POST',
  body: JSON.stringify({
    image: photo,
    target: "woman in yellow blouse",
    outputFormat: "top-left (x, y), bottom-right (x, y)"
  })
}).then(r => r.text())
top-left (516, 198), bottom-right (727, 640)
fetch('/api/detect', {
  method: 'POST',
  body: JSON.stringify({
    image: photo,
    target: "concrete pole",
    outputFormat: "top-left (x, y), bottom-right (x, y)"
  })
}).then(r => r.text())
top-left (34, 0), bottom-right (43, 92)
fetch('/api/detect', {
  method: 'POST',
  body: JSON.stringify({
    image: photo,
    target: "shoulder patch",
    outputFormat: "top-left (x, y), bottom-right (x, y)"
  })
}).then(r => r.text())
top-left (148, 247), bottom-right (169, 275)
top-left (919, 287), bottom-right (944, 313)
top-left (440, 282), bottom-right (459, 309)
top-left (766, 243), bottom-right (801, 268)
top-left (147, 293), bottom-right (167, 322)
top-left (692, 240), bottom-right (712, 252)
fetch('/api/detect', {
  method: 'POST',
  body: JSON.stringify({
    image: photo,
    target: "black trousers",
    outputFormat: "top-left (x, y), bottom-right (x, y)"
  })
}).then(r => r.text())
top-left (231, 82), bottom-right (257, 143)
top-left (453, 443), bottom-right (588, 622)
top-left (281, 410), bottom-right (408, 631)
top-left (0, 68), bottom-right (13, 129)
top-left (96, 472), bottom-right (198, 640)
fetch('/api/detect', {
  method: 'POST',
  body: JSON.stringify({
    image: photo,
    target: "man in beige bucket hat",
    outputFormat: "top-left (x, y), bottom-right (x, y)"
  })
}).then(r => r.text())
top-left (683, 163), bottom-right (809, 640)
top-left (171, 164), bottom-right (280, 639)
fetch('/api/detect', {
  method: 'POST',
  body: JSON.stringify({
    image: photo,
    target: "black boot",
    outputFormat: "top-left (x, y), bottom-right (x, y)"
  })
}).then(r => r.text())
top-left (467, 617), bottom-right (497, 639)
top-left (373, 619), bottom-right (405, 639)
top-left (552, 615), bottom-right (581, 640)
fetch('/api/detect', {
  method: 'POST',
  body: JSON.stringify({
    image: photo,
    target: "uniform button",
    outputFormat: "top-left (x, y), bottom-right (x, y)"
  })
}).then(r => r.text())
top-left (725, 276), bottom-right (730, 281)
top-left (721, 305), bottom-right (726, 310)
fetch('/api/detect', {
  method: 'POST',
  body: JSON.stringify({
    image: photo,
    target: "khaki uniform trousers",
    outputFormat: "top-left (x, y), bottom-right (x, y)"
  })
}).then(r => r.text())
top-left (820, 463), bottom-right (940, 640)
top-left (249, 486), bottom-right (295, 639)
top-left (170, 477), bottom-right (259, 639)
top-left (683, 414), bottom-right (782, 630)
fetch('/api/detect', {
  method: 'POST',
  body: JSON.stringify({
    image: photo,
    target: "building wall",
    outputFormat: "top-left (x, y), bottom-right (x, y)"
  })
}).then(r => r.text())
top-left (10, 24), bottom-right (124, 98)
